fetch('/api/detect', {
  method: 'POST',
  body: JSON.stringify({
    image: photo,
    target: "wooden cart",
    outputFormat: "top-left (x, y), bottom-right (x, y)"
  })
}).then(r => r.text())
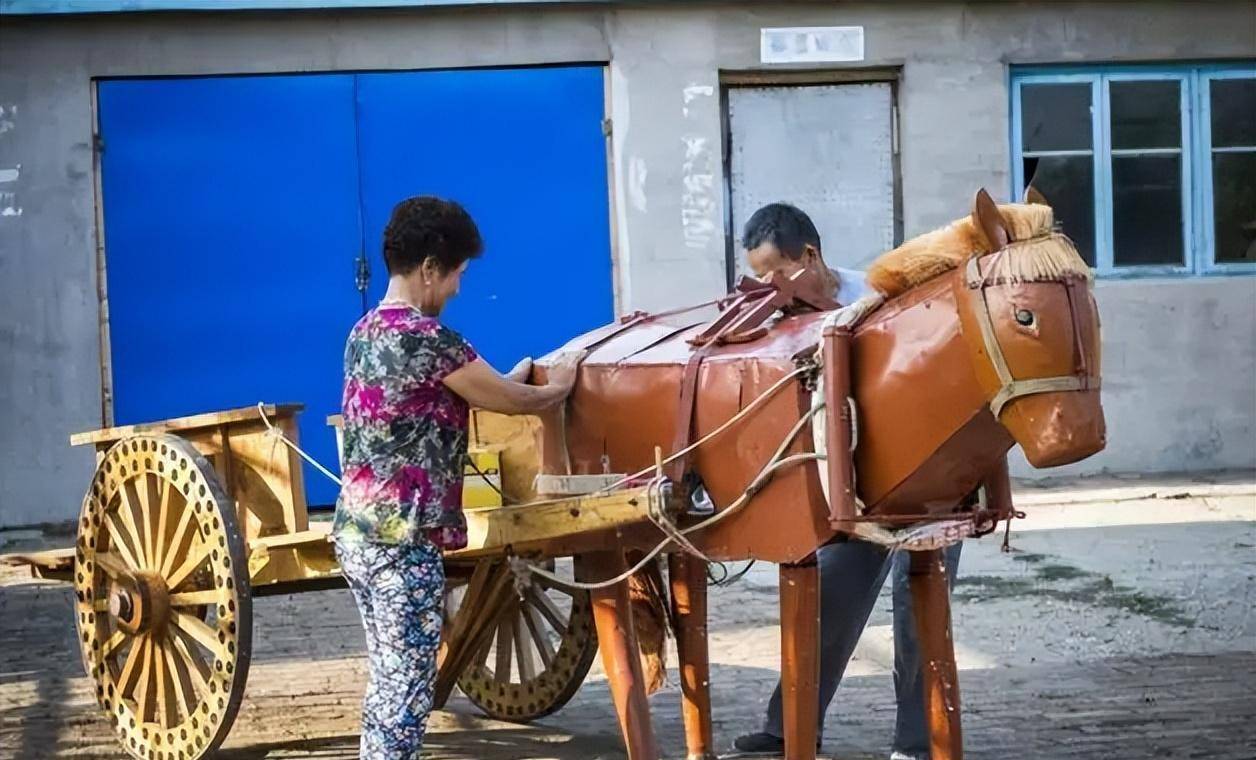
top-left (10, 403), bottom-right (676, 760)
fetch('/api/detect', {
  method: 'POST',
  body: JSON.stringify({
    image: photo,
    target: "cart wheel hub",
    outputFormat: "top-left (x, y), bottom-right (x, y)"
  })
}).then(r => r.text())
top-left (109, 572), bottom-right (169, 635)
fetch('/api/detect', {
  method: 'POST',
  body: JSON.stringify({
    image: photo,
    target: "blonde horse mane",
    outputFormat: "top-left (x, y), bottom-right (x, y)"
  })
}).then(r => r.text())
top-left (866, 201), bottom-right (1090, 298)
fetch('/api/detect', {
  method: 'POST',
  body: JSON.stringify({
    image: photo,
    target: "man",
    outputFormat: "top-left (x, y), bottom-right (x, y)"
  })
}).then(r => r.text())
top-left (731, 203), bottom-right (963, 760)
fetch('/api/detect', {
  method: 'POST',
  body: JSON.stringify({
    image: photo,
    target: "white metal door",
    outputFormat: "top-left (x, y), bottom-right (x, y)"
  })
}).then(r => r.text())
top-left (727, 82), bottom-right (896, 279)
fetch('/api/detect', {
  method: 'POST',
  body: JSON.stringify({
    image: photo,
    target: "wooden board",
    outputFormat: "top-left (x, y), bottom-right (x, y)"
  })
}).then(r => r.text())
top-left (1, 548), bottom-right (74, 581)
top-left (471, 410), bottom-right (544, 504)
top-left (449, 484), bottom-right (672, 560)
top-left (70, 404), bottom-right (304, 447)
top-left (241, 484), bottom-right (676, 568)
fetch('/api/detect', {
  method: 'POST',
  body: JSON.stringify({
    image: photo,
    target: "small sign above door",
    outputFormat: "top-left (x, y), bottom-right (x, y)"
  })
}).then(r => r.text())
top-left (760, 26), bottom-right (865, 64)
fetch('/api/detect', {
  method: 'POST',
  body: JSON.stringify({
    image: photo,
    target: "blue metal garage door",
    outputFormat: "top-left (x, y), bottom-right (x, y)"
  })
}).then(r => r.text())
top-left (98, 66), bottom-right (612, 506)
top-left (355, 66), bottom-right (613, 370)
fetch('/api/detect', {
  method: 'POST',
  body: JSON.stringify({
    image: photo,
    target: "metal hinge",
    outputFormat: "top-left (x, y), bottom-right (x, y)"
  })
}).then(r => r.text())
top-left (601, 118), bottom-right (613, 137)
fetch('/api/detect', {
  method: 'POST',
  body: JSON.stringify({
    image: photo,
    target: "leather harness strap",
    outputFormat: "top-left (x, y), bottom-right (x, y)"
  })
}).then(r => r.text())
top-left (665, 303), bottom-right (761, 483)
top-left (963, 255), bottom-right (1099, 419)
top-left (665, 270), bottom-right (839, 484)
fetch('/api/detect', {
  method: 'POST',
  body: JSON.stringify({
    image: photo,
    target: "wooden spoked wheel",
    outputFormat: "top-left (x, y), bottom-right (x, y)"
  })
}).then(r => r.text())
top-left (73, 434), bottom-right (251, 760)
top-left (447, 559), bottom-right (597, 722)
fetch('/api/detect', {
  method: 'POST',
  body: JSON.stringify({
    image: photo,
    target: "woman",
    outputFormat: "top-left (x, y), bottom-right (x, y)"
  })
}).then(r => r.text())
top-left (332, 195), bottom-right (581, 759)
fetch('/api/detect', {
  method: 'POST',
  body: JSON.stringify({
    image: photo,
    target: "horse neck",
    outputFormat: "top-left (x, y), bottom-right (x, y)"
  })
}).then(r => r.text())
top-left (852, 269), bottom-right (1013, 514)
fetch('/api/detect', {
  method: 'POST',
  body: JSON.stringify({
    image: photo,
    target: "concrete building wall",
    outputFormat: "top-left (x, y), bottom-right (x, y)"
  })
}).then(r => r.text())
top-left (1, 1), bottom-right (1254, 526)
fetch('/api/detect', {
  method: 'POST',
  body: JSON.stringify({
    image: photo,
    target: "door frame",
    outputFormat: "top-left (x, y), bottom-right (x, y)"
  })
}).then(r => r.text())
top-left (718, 67), bottom-right (903, 292)
top-left (89, 62), bottom-right (616, 427)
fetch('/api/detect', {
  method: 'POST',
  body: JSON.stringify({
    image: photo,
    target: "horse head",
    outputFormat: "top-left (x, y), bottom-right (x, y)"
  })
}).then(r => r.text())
top-left (854, 189), bottom-right (1106, 515)
top-left (951, 190), bottom-right (1105, 467)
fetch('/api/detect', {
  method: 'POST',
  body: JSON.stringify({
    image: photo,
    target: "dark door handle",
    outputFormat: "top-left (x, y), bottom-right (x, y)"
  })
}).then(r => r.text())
top-left (355, 252), bottom-right (370, 314)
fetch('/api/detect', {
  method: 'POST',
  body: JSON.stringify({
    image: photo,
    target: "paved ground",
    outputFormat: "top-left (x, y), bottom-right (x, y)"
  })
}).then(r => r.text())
top-left (2, 474), bottom-right (1254, 759)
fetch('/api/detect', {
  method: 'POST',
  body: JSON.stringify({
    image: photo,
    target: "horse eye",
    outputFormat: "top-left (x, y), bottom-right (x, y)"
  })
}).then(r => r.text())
top-left (1015, 309), bottom-right (1036, 326)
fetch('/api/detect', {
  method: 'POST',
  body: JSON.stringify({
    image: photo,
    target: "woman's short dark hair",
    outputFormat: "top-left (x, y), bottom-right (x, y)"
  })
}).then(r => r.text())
top-left (742, 202), bottom-right (822, 261)
top-left (383, 196), bottom-right (483, 276)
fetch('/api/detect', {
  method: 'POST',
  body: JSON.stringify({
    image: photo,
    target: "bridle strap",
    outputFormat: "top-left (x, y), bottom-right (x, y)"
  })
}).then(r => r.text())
top-left (988, 376), bottom-right (1087, 419)
top-left (965, 257), bottom-right (1016, 388)
top-left (963, 256), bottom-right (1098, 419)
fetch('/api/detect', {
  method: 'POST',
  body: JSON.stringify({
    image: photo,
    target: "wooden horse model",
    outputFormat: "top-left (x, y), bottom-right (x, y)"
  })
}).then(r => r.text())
top-left (530, 189), bottom-right (1104, 760)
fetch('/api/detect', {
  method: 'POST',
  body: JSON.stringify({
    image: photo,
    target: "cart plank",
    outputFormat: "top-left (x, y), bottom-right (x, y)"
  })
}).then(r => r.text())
top-left (1, 548), bottom-right (75, 581)
top-left (449, 484), bottom-right (673, 560)
top-left (70, 404), bottom-right (304, 447)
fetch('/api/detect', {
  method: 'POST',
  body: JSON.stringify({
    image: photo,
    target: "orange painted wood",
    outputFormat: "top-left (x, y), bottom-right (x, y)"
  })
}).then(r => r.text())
top-left (910, 549), bottom-right (964, 760)
top-left (585, 551), bottom-right (659, 760)
top-left (668, 554), bottom-right (715, 760)
top-left (779, 556), bottom-right (820, 760)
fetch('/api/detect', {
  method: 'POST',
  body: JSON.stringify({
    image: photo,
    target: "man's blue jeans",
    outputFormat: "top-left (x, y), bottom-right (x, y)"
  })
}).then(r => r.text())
top-left (762, 540), bottom-right (963, 756)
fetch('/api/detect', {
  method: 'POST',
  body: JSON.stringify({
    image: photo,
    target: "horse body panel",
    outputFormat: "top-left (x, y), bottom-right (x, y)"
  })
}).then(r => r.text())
top-left (542, 313), bottom-right (835, 563)
top-left (851, 271), bottom-right (1000, 515)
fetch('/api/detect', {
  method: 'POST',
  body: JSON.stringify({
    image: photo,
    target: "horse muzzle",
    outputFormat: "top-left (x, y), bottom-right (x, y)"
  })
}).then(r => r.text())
top-left (1003, 389), bottom-right (1106, 468)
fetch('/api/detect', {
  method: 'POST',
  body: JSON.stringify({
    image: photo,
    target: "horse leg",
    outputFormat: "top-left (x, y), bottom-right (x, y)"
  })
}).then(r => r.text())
top-left (668, 554), bottom-right (715, 760)
top-left (909, 548), bottom-right (963, 760)
top-left (779, 555), bottom-right (820, 760)
top-left (585, 550), bottom-right (659, 760)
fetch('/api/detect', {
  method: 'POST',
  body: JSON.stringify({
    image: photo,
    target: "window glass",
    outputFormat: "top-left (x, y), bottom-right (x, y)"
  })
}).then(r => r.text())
top-left (1023, 155), bottom-right (1095, 266)
top-left (1109, 80), bottom-right (1184, 266)
top-left (1210, 78), bottom-right (1256, 147)
top-left (1212, 152), bottom-right (1256, 263)
top-left (1110, 80), bottom-right (1181, 150)
top-left (1021, 83), bottom-right (1093, 152)
top-left (1210, 77), bottom-right (1256, 263)
top-left (1112, 155), bottom-right (1184, 266)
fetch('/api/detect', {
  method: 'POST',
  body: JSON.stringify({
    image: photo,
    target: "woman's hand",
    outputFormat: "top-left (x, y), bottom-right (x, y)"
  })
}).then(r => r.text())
top-left (544, 351), bottom-right (585, 396)
top-left (506, 357), bottom-right (533, 383)
top-left (444, 352), bottom-right (583, 416)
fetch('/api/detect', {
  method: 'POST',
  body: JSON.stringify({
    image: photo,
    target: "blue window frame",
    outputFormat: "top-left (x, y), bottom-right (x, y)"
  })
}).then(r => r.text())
top-left (1011, 63), bottom-right (1256, 277)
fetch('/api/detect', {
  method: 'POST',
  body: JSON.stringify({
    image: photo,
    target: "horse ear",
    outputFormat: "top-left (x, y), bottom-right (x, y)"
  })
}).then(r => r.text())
top-left (1023, 185), bottom-right (1050, 206)
top-left (972, 188), bottom-right (1010, 250)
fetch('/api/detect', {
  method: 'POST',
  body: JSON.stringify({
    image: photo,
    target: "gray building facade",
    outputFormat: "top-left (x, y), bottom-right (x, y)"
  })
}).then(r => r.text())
top-left (2, 1), bottom-right (1254, 527)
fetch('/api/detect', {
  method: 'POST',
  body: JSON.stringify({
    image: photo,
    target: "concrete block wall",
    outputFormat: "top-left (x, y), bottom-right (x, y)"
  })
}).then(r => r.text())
top-left (1, 1), bottom-right (1253, 526)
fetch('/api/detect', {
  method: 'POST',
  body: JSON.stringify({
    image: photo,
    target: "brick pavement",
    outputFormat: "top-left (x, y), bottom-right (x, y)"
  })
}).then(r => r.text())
top-left (2, 487), bottom-right (1254, 759)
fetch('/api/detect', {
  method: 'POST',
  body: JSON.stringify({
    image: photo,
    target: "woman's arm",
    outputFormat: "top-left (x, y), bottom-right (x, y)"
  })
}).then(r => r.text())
top-left (444, 353), bottom-right (581, 415)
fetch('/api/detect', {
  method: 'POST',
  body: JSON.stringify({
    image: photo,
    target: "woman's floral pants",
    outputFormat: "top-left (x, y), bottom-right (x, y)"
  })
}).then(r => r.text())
top-left (336, 539), bottom-right (445, 759)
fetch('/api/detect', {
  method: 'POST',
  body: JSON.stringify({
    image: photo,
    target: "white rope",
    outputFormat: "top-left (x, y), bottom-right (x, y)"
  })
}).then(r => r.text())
top-left (256, 403), bottom-right (343, 487)
top-left (642, 477), bottom-right (712, 563)
top-left (846, 396), bottom-right (859, 453)
top-left (849, 519), bottom-right (973, 552)
top-left (514, 404), bottom-right (825, 592)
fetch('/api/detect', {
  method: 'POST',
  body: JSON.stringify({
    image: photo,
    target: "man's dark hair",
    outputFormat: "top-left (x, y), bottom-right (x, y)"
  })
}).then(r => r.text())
top-left (383, 196), bottom-right (483, 276)
top-left (742, 202), bottom-right (821, 260)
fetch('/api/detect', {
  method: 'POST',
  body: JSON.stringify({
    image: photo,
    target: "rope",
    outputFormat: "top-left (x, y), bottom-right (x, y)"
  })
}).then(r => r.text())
top-left (513, 404), bottom-right (824, 592)
top-left (846, 396), bottom-right (859, 453)
top-left (642, 478), bottom-right (712, 563)
top-left (257, 403), bottom-right (343, 487)
top-left (589, 367), bottom-right (809, 496)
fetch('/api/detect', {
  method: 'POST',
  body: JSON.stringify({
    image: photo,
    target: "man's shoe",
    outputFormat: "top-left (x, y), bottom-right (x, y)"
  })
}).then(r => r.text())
top-left (889, 752), bottom-right (927, 760)
top-left (731, 732), bottom-right (783, 755)
top-left (730, 732), bottom-right (821, 756)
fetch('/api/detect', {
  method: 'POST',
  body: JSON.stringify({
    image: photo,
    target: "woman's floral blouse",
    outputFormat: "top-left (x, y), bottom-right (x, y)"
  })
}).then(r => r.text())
top-left (332, 304), bottom-right (477, 550)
